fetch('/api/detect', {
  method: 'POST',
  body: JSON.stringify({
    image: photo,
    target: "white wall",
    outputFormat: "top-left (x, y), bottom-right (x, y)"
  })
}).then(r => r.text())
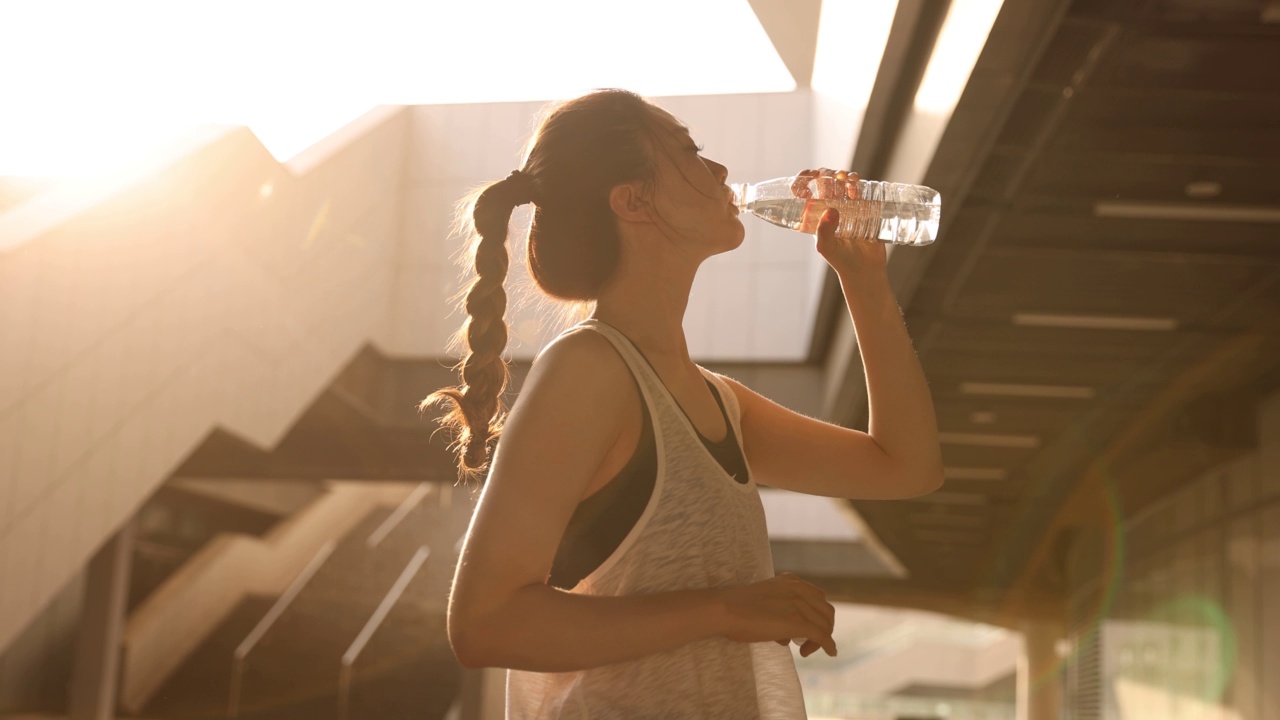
top-left (0, 105), bottom-right (410, 656)
top-left (382, 92), bottom-right (828, 364)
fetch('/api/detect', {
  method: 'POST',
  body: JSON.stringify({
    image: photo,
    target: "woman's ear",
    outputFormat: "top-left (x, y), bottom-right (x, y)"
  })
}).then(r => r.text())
top-left (608, 181), bottom-right (652, 224)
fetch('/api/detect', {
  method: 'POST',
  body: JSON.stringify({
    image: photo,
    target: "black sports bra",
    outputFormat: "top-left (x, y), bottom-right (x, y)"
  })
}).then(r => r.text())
top-left (548, 374), bottom-right (749, 590)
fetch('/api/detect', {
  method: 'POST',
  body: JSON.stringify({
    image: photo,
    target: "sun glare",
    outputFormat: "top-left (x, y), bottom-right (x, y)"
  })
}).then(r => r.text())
top-left (0, 0), bottom-right (793, 180)
top-left (913, 0), bottom-right (1005, 114)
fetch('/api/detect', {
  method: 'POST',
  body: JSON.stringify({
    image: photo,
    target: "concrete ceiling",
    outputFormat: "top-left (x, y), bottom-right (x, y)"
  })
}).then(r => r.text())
top-left (816, 0), bottom-right (1280, 623)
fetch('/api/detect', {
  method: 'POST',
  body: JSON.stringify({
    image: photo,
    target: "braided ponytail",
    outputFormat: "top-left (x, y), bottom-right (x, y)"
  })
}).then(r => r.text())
top-left (422, 172), bottom-right (533, 480)
top-left (424, 90), bottom-right (661, 484)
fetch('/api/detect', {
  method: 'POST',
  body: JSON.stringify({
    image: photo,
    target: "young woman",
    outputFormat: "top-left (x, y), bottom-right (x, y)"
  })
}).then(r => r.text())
top-left (426, 89), bottom-right (944, 718)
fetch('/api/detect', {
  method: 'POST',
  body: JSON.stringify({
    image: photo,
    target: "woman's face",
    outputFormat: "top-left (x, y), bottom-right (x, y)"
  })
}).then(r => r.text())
top-left (644, 109), bottom-right (745, 253)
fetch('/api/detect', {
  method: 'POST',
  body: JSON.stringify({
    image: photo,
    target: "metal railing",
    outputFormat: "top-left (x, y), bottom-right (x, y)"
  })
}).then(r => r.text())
top-left (228, 540), bottom-right (337, 719)
top-left (366, 482), bottom-right (432, 548)
top-left (337, 545), bottom-right (432, 720)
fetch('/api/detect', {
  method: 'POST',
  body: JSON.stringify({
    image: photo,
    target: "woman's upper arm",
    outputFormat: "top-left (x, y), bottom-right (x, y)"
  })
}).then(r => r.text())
top-left (717, 373), bottom-right (939, 500)
top-left (448, 331), bottom-right (632, 631)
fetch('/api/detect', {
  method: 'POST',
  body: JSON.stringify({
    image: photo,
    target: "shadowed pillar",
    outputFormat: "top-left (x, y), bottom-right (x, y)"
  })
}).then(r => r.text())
top-left (68, 519), bottom-right (136, 720)
top-left (1017, 620), bottom-right (1064, 720)
top-left (457, 667), bottom-right (506, 720)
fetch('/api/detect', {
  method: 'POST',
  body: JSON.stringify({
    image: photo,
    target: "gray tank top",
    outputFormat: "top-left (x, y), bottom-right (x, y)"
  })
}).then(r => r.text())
top-left (505, 319), bottom-right (807, 719)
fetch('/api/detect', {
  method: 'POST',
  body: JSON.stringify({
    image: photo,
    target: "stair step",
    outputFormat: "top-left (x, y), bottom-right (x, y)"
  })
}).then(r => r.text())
top-left (141, 595), bottom-right (278, 720)
top-left (140, 500), bottom-right (468, 720)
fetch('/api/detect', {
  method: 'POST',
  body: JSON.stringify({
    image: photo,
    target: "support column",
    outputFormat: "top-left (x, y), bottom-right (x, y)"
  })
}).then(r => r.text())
top-left (457, 667), bottom-right (506, 720)
top-left (68, 519), bottom-right (136, 720)
top-left (1017, 620), bottom-right (1064, 720)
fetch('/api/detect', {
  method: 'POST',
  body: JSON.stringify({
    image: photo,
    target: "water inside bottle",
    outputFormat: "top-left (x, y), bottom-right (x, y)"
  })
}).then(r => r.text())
top-left (745, 196), bottom-right (939, 246)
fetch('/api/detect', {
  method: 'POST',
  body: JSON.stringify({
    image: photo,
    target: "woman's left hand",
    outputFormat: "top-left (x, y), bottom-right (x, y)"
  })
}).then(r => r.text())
top-left (793, 168), bottom-right (888, 278)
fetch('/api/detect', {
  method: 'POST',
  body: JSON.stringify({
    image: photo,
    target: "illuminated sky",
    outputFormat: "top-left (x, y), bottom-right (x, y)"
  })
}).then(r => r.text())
top-left (0, 0), bottom-right (795, 178)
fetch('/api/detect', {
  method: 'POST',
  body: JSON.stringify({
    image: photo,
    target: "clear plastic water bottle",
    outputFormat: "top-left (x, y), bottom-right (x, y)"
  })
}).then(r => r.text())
top-left (729, 176), bottom-right (941, 246)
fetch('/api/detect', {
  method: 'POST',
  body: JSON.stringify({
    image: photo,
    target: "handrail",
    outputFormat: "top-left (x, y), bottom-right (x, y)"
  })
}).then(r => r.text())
top-left (337, 545), bottom-right (431, 720)
top-left (366, 483), bottom-right (432, 548)
top-left (122, 481), bottom-right (414, 713)
top-left (228, 539), bottom-right (337, 719)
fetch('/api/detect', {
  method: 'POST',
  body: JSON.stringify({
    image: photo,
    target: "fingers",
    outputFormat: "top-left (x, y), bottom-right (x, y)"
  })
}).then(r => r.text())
top-left (778, 574), bottom-right (835, 628)
top-left (816, 173), bottom-right (838, 201)
top-left (838, 170), bottom-right (861, 200)
top-left (792, 168), bottom-right (860, 200)
top-left (756, 573), bottom-right (837, 656)
top-left (791, 170), bottom-right (818, 198)
top-left (777, 574), bottom-right (837, 657)
top-left (816, 207), bottom-right (840, 241)
top-left (795, 603), bottom-right (836, 654)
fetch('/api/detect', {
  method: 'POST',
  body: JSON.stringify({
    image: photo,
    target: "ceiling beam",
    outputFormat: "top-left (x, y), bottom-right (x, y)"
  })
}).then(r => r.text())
top-left (980, 244), bottom-right (1280, 268)
top-left (1003, 327), bottom-right (1280, 614)
top-left (820, 0), bottom-right (1077, 430)
top-left (807, 0), bottom-right (948, 365)
top-left (805, 0), bottom-right (1081, 626)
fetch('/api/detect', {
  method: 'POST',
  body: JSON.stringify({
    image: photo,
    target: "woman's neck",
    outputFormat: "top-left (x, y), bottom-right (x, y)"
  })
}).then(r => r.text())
top-left (591, 252), bottom-right (699, 373)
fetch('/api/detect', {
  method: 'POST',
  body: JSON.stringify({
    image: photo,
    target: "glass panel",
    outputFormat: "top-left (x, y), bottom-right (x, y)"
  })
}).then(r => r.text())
top-left (1058, 449), bottom-right (1280, 720)
top-left (1261, 504), bottom-right (1280, 720)
top-left (1226, 455), bottom-right (1257, 511)
top-left (1110, 521), bottom-right (1242, 719)
top-left (1261, 441), bottom-right (1280, 502)
top-left (1174, 484), bottom-right (1199, 534)
top-left (1200, 472), bottom-right (1223, 527)
top-left (1227, 516), bottom-right (1258, 720)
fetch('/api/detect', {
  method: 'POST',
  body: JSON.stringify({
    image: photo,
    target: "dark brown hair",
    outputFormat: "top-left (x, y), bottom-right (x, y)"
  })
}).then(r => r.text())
top-left (421, 89), bottom-right (663, 482)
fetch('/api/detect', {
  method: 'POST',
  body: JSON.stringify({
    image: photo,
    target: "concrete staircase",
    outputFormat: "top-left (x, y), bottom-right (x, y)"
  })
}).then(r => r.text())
top-left (139, 485), bottom-right (469, 720)
top-left (0, 103), bottom-right (412, 663)
top-left (141, 596), bottom-right (277, 720)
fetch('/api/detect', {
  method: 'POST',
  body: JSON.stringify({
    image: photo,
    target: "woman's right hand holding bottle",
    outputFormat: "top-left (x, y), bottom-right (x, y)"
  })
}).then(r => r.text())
top-left (715, 573), bottom-right (838, 658)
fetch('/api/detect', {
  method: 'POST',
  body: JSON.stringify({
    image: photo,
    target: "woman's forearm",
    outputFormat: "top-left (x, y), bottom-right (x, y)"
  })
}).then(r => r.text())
top-left (839, 269), bottom-right (944, 492)
top-left (450, 583), bottom-right (724, 672)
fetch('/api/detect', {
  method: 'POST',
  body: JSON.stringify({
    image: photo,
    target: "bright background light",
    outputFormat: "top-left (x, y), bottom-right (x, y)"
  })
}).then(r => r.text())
top-left (913, 0), bottom-right (1004, 113)
top-left (0, 0), bottom-right (795, 179)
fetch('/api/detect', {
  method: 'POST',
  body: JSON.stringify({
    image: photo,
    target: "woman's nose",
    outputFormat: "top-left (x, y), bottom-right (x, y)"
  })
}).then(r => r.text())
top-left (708, 158), bottom-right (729, 183)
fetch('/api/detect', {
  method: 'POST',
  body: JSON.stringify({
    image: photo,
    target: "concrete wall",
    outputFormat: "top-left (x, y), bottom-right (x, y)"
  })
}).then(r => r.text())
top-left (0, 105), bottom-right (411, 656)
top-left (383, 92), bottom-right (827, 364)
top-left (0, 567), bottom-right (84, 713)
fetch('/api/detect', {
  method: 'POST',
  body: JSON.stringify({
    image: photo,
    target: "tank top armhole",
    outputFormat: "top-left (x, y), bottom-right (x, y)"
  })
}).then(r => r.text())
top-left (700, 370), bottom-right (754, 487)
top-left (556, 320), bottom-right (671, 589)
top-left (547, 388), bottom-right (656, 590)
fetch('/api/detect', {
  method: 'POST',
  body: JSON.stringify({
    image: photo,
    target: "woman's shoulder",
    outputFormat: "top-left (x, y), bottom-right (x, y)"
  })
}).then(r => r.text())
top-left (538, 323), bottom-right (622, 368)
top-left (524, 326), bottom-right (634, 407)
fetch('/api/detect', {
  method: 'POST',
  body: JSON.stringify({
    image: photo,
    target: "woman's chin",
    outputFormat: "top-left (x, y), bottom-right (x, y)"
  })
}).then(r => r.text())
top-left (712, 235), bottom-right (746, 258)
